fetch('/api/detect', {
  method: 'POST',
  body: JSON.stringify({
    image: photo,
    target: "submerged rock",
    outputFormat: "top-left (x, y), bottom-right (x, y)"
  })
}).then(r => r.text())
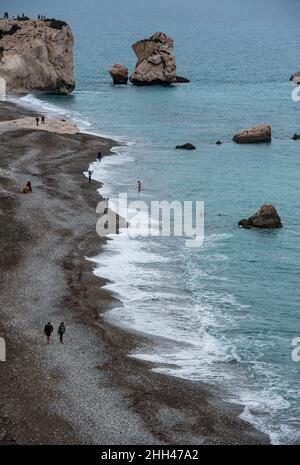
top-left (130, 32), bottom-right (177, 86)
top-left (233, 124), bottom-right (272, 144)
top-left (239, 204), bottom-right (282, 229)
top-left (109, 64), bottom-right (128, 85)
top-left (175, 143), bottom-right (196, 150)
top-left (175, 76), bottom-right (190, 83)
top-left (0, 18), bottom-right (75, 94)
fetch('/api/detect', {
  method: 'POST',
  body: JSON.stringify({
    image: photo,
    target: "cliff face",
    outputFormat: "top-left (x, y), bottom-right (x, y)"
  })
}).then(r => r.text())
top-left (0, 19), bottom-right (75, 94)
top-left (130, 32), bottom-right (176, 86)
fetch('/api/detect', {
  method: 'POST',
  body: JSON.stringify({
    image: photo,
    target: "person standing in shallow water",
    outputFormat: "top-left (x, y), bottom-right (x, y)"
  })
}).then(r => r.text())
top-left (88, 170), bottom-right (93, 183)
top-left (137, 180), bottom-right (142, 192)
top-left (44, 322), bottom-right (53, 344)
top-left (58, 322), bottom-right (66, 344)
top-left (97, 152), bottom-right (102, 161)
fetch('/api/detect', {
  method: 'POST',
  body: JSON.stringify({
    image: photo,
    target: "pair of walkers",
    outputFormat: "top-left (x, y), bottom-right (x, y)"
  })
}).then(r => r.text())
top-left (44, 322), bottom-right (66, 344)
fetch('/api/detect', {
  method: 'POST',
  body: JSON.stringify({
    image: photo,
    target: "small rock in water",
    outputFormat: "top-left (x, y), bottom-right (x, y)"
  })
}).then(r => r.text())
top-left (109, 64), bottom-right (128, 85)
top-left (233, 124), bottom-right (272, 144)
top-left (130, 32), bottom-right (176, 86)
top-left (175, 143), bottom-right (196, 150)
top-left (216, 140), bottom-right (222, 145)
top-left (292, 133), bottom-right (300, 140)
top-left (290, 71), bottom-right (300, 84)
top-left (239, 204), bottom-right (282, 229)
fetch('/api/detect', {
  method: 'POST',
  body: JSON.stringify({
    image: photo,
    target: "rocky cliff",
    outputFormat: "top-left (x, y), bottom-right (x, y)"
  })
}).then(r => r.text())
top-left (0, 18), bottom-right (75, 94)
top-left (130, 32), bottom-right (176, 86)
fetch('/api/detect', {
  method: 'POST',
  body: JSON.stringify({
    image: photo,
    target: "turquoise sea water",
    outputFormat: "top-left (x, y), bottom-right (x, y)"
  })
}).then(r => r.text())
top-left (4, 0), bottom-right (300, 443)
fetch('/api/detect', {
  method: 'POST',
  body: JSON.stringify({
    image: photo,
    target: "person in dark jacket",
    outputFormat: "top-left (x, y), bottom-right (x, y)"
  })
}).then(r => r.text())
top-left (88, 170), bottom-right (93, 183)
top-left (58, 322), bottom-right (66, 344)
top-left (26, 180), bottom-right (33, 193)
top-left (44, 322), bottom-right (53, 344)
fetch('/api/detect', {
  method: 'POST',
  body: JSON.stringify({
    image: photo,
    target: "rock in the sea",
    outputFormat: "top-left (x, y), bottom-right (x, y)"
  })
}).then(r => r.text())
top-left (130, 32), bottom-right (177, 86)
top-left (175, 76), bottom-right (190, 83)
top-left (175, 143), bottom-right (196, 150)
top-left (109, 64), bottom-right (128, 85)
top-left (216, 140), bottom-right (222, 145)
top-left (233, 124), bottom-right (272, 144)
top-left (292, 133), bottom-right (300, 140)
top-left (239, 204), bottom-right (282, 229)
top-left (0, 18), bottom-right (75, 94)
top-left (290, 71), bottom-right (300, 85)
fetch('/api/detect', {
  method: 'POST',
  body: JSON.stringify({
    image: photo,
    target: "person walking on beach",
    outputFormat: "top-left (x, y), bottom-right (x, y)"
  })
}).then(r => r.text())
top-left (41, 116), bottom-right (45, 124)
top-left (36, 116), bottom-right (40, 126)
top-left (58, 322), bottom-right (66, 344)
top-left (88, 169), bottom-right (93, 183)
top-left (44, 322), bottom-right (53, 344)
top-left (97, 152), bottom-right (102, 161)
top-left (137, 180), bottom-right (142, 192)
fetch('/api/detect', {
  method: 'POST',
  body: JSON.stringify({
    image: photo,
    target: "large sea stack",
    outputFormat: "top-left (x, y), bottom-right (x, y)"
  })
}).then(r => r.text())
top-left (130, 32), bottom-right (176, 86)
top-left (0, 18), bottom-right (75, 94)
top-left (233, 124), bottom-right (272, 144)
top-left (239, 204), bottom-right (282, 229)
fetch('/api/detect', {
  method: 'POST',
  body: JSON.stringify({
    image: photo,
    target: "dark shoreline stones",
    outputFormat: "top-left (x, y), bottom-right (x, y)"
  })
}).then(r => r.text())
top-left (175, 143), bottom-right (196, 150)
top-left (292, 133), bottom-right (300, 140)
top-left (239, 204), bottom-right (282, 229)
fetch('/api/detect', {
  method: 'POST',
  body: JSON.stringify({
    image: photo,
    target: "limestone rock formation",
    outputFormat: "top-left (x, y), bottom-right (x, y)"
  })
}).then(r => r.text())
top-left (239, 204), bottom-right (282, 229)
top-left (233, 124), bottom-right (272, 144)
top-left (175, 76), bottom-right (190, 83)
top-left (130, 32), bottom-right (177, 86)
top-left (109, 64), bottom-right (128, 85)
top-left (175, 143), bottom-right (196, 150)
top-left (0, 18), bottom-right (75, 94)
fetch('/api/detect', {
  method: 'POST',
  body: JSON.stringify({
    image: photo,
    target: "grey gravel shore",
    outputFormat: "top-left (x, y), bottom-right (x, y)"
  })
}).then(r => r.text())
top-left (0, 100), bottom-right (270, 445)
